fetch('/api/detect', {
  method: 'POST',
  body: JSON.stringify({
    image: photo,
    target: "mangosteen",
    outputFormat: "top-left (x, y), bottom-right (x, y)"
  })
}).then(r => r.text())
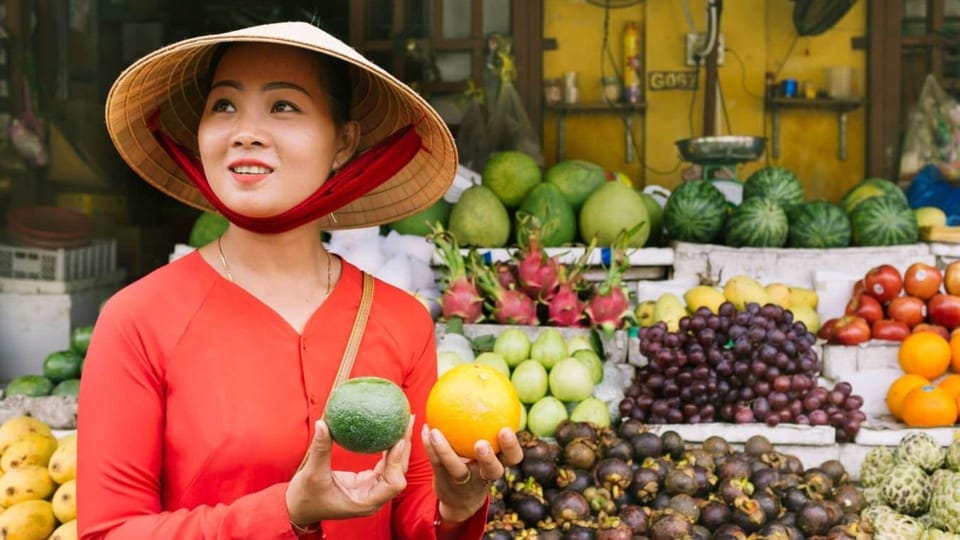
top-left (699, 500), bottom-right (731, 531)
top-left (819, 459), bottom-right (849, 486)
top-left (483, 528), bottom-right (515, 540)
top-left (651, 492), bottom-right (672, 510)
top-left (522, 438), bottom-right (555, 462)
top-left (820, 499), bottom-right (845, 527)
top-left (631, 432), bottom-right (663, 461)
top-left (491, 475), bottom-right (509, 495)
top-left (744, 434), bottom-right (773, 457)
top-left (484, 517), bottom-right (521, 540)
top-left (731, 495), bottom-right (766, 533)
top-left (555, 467), bottom-right (593, 492)
top-left (582, 486), bottom-right (616, 515)
top-left (594, 458), bottom-right (633, 499)
top-left (660, 430), bottom-right (685, 460)
top-left (717, 456), bottom-right (751, 480)
top-left (617, 504), bottom-right (649, 535)
top-left (683, 448), bottom-right (715, 470)
top-left (782, 454), bottom-right (805, 475)
top-left (750, 467), bottom-right (781, 492)
top-left (556, 420), bottom-right (597, 448)
top-left (563, 522), bottom-right (597, 540)
top-left (595, 517), bottom-right (633, 540)
top-left (776, 472), bottom-right (801, 491)
top-left (691, 525), bottom-right (711, 540)
top-left (510, 493), bottom-right (548, 529)
top-left (691, 465), bottom-right (717, 497)
top-left (666, 493), bottom-right (699, 523)
top-left (536, 521), bottom-right (564, 540)
top-left (702, 435), bottom-right (732, 456)
top-left (717, 477), bottom-right (753, 505)
top-left (565, 438), bottom-right (600, 471)
top-left (757, 521), bottom-right (792, 540)
top-left (521, 458), bottom-right (557, 488)
top-left (550, 490), bottom-right (591, 524)
top-left (599, 436), bottom-right (633, 461)
top-left (711, 523), bottom-right (748, 540)
top-left (754, 489), bottom-right (783, 522)
top-left (779, 512), bottom-right (798, 527)
top-left (783, 486), bottom-right (811, 513)
top-left (628, 468), bottom-right (660, 504)
top-left (617, 417), bottom-right (645, 440)
top-left (649, 511), bottom-right (693, 540)
top-left (487, 496), bottom-right (507, 520)
top-left (797, 501), bottom-right (831, 537)
top-left (802, 468), bottom-right (835, 498)
top-left (663, 467), bottom-right (698, 496)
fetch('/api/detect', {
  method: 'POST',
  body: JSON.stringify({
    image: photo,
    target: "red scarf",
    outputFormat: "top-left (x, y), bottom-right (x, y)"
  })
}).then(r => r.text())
top-left (147, 110), bottom-right (422, 233)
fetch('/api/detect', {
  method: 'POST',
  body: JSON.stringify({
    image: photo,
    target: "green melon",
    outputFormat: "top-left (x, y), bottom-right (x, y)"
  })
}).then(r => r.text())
top-left (663, 180), bottom-right (728, 244)
top-left (723, 198), bottom-right (789, 248)
top-left (742, 166), bottom-right (805, 211)
top-left (850, 195), bottom-right (919, 246)
top-left (544, 160), bottom-right (607, 211)
top-left (516, 183), bottom-right (577, 247)
top-left (787, 201), bottom-right (851, 248)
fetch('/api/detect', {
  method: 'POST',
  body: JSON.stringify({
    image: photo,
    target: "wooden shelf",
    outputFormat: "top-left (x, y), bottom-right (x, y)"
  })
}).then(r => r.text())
top-left (545, 101), bottom-right (647, 113)
top-left (765, 98), bottom-right (865, 161)
top-left (545, 101), bottom-right (646, 162)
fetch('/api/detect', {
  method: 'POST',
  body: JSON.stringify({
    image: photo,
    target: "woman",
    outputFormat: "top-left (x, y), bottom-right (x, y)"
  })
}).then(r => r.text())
top-left (78, 21), bottom-right (522, 539)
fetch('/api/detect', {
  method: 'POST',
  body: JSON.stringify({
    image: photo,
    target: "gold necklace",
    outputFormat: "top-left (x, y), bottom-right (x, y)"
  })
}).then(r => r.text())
top-left (216, 235), bottom-right (334, 296)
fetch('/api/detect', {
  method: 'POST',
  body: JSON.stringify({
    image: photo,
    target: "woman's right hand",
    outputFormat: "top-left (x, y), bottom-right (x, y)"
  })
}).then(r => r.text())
top-left (285, 417), bottom-right (414, 525)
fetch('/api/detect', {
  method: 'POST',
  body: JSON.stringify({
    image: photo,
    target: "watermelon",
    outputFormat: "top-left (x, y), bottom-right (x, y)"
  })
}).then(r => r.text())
top-left (787, 201), bottom-right (851, 248)
top-left (850, 195), bottom-right (919, 246)
top-left (743, 166), bottom-right (805, 210)
top-left (663, 180), bottom-right (728, 244)
top-left (723, 198), bottom-right (789, 248)
top-left (841, 177), bottom-right (908, 214)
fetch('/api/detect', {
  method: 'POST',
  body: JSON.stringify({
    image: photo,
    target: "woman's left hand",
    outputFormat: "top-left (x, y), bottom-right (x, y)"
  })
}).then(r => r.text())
top-left (421, 425), bottom-right (523, 523)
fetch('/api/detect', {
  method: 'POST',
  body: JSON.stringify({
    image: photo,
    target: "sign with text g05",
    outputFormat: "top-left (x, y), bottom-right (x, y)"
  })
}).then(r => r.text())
top-left (648, 71), bottom-right (699, 91)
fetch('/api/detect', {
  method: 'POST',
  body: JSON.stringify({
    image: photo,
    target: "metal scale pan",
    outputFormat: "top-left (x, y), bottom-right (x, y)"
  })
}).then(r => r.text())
top-left (675, 135), bottom-right (766, 204)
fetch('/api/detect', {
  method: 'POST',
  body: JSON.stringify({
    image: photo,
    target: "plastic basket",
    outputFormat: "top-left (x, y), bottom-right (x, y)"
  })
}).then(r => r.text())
top-left (0, 238), bottom-right (117, 281)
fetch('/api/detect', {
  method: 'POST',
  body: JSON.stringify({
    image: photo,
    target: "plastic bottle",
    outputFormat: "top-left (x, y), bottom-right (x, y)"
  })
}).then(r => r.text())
top-left (622, 22), bottom-right (641, 104)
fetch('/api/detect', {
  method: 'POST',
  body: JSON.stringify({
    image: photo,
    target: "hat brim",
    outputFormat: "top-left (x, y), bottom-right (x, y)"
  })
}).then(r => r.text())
top-left (105, 21), bottom-right (458, 230)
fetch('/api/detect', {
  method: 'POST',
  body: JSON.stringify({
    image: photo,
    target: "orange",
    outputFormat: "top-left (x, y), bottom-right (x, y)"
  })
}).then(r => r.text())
top-left (898, 332), bottom-right (952, 380)
top-left (886, 373), bottom-right (930, 419)
top-left (425, 363), bottom-right (522, 459)
top-left (941, 374), bottom-right (960, 400)
top-left (950, 332), bottom-right (960, 372)
top-left (901, 385), bottom-right (959, 427)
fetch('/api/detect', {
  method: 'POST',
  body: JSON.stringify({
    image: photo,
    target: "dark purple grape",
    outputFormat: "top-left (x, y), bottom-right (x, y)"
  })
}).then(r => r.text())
top-left (755, 380), bottom-right (771, 397)
top-left (646, 373), bottom-right (665, 391)
top-left (734, 362), bottom-right (750, 377)
top-left (748, 326), bottom-right (766, 344)
top-left (666, 408), bottom-right (684, 423)
top-left (778, 409), bottom-right (792, 423)
top-left (664, 366), bottom-right (680, 379)
top-left (729, 325), bottom-right (747, 340)
top-left (636, 393), bottom-right (655, 411)
top-left (765, 366), bottom-right (781, 382)
top-left (739, 387), bottom-right (756, 401)
top-left (766, 328), bottom-right (787, 346)
top-left (765, 415), bottom-right (780, 427)
top-left (678, 317), bottom-right (691, 332)
top-left (850, 410), bottom-right (867, 423)
top-left (690, 317), bottom-right (706, 333)
top-left (835, 381), bottom-right (853, 396)
top-left (773, 376), bottom-right (791, 393)
top-left (734, 407), bottom-right (755, 423)
top-left (752, 397), bottom-right (770, 420)
top-left (630, 409), bottom-right (646, 422)
top-left (693, 366), bottom-right (710, 380)
top-left (829, 391), bottom-right (846, 407)
top-left (677, 371), bottom-right (693, 386)
top-left (751, 360), bottom-right (768, 378)
top-left (795, 414), bottom-right (810, 425)
top-left (651, 400), bottom-right (669, 417)
top-left (663, 383), bottom-right (680, 398)
top-left (829, 411), bottom-right (846, 426)
top-left (707, 348), bottom-right (723, 365)
top-left (788, 400), bottom-right (803, 417)
top-left (759, 344), bottom-right (777, 362)
top-left (719, 403), bottom-right (734, 420)
top-left (768, 392), bottom-right (789, 410)
top-left (802, 394), bottom-right (822, 412)
top-left (688, 350), bottom-right (706, 366)
top-left (679, 386), bottom-right (693, 402)
top-left (691, 381), bottom-right (707, 397)
top-left (619, 399), bottom-right (636, 416)
top-left (775, 352), bottom-right (791, 371)
top-left (843, 418), bottom-right (861, 438)
top-left (781, 340), bottom-right (797, 358)
top-left (719, 302), bottom-right (735, 317)
top-left (682, 403), bottom-right (698, 418)
top-left (698, 328), bottom-right (717, 348)
top-left (706, 315), bottom-right (721, 331)
top-left (781, 310), bottom-right (794, 325)
top-left (716, 361), bottom-right (733, 378)
top-left (791, 374), bottom-right (812, 393)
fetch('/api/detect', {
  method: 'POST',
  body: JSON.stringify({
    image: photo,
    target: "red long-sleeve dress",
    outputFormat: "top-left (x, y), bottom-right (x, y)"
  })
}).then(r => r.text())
top-left (77, 252), bottom-right (487, 539)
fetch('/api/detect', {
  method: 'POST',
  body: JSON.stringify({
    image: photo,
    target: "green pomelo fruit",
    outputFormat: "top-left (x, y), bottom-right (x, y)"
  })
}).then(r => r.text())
top-left (324, 377), bottom-right (411, 453)
top-left (448, 185), bottom-right (511, 247)
top-left (544, 160), bottom-right (607, 211)
top-left (569, 397), bottom-right (611, 428)
top-left (43, 350), bottom-right (84, 383)
top-left (510, 360), bottom-right (549, 404)
top-left (639, 192), bottom-right (664, 245)
top-left (51, 379), bottom-right (81, 397)
top-left (548, 358), bottom-right (595, 402)
top-left (5, 375), bottom-right (54, 398)
top-left (515, 183), bottom-right (577, 247)
top-left (474, 352), bottom-right (511, 379)
top-left (188, 212), bottom-right (229, 248)
top-left (579, 182), bottom-right (650, 247)
top-left (526, 396), bottom-right (569, 437)
top-left (388, 198), bottom-right (452, 236)
top-left (482, 151), bottom-right (542, 209)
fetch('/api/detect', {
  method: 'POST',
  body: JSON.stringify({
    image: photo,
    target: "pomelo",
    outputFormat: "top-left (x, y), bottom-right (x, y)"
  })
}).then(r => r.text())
top-left (388, 198), bottom-right (452, 236)
top-left (448, 185), bottom-right (511, 247)
top-left (639, 191), bottom-right (664, 245)
top-left (516, 183), bottom-right (577, 247)
top-left (579, 182), bottom-right (650, 247)
top-left (482, 151), bottom-right (542, 209)
top-left (325, 377), bottom-right (410, 453)
top-left (544, 160), bottom-right (607, 211)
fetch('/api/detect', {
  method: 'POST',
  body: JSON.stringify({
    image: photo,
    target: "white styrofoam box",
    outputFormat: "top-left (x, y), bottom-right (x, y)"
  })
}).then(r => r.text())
top-left (635, 276), bottom-right (700, 303)
top-left (819, 342), bottom-right (900, 380)
top-left (435, 322), bottom-right (628, 364)
top-left (671, 242), bottom-right (935, 289)
top-left (855, 423), bottom-right (960, 447)
top-left (0, 272), bottom-right (125, 381)
top-left (813, 269), bottom-right (860, 322)
top-left (929, 242), bottom-right (960, 268)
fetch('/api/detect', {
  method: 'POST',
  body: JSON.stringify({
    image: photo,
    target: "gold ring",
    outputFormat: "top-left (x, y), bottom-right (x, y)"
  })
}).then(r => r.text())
top-left (453, 469), bottom-right (471, 485)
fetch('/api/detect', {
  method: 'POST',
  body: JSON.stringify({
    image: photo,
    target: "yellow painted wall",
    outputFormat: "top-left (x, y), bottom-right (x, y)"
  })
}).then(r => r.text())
top-left (542, 0), bottom-right (866, 203)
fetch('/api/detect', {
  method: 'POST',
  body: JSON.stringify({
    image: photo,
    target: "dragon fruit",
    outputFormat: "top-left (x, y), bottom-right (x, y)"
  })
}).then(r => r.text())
top-left (429, 225), bottom-right (483, 322)
top-left (548, 238), bottom-right (597, 327)
top-left (515, 214), bottom-right (560, 301)
top-left (468, 250), bottom-right (539, 326)
top-left (586, 224), bottom-right (643, 333)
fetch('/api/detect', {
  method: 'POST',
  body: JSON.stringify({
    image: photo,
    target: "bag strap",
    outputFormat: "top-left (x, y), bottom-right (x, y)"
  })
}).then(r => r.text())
top-left (297, 271), bottom-right (375, 471)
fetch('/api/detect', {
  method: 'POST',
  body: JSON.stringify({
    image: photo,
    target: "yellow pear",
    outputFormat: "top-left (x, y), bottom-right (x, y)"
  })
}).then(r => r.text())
top-left (722, 275), bottom-right (770, 311)
top-left (0, 417), bottom-right (52, 455)
top-left (48, 433), bottom-right (77, 484)
top-left (0, 466), bottom-right (55, 508)
top-left (55, 433), bottom-right (76, 450)
top-left (49, 520), bottom-right (77, 540)
top-left (789, 305), bottom-right (820, 334)
top-left (635, 301), bottom-right (657, 327)
top-left (915, 206), bottom-right (947, 228)
top-left (0, 499), bottom-right (56, 540)
top-left (764, 283), bottom-right (792, 308)
top-left (652, 293), bottom-right (687, 332)
top-left (788, 287), bottom-right (819, 310)
top-left (684, 285), bottom-right (726, 314)
top-left (51, 479), bottom-right (76, 523)
top-left (1, 433), bottom-right (58, 471)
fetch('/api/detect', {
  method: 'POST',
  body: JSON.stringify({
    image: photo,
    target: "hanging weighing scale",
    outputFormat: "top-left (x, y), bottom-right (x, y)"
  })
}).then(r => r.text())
top-left (675, 135), bottom-right (766, 204)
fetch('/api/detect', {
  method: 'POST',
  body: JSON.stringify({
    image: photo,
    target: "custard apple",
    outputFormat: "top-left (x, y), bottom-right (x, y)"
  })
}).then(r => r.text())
top-left (863, 486), bottom-right (884, 505)
top-left (873, 509), bottom-right (926, 540)
top-left (930, 470), bottom-right (960, 533)
top-left (881, 463), bottom-right (932, 516)
top-left (946, 439), bottom-right (960, 472)
top-left (933, 468), bottom-right (955, 490)
top-left (862, 504), bottom-right (895, 533)
top-left (923, 529), bottom-right (960, 540)
top-left (862, 447), bottom-right (897, 488)
top-left (896, 431), bottom-right (945, 473)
